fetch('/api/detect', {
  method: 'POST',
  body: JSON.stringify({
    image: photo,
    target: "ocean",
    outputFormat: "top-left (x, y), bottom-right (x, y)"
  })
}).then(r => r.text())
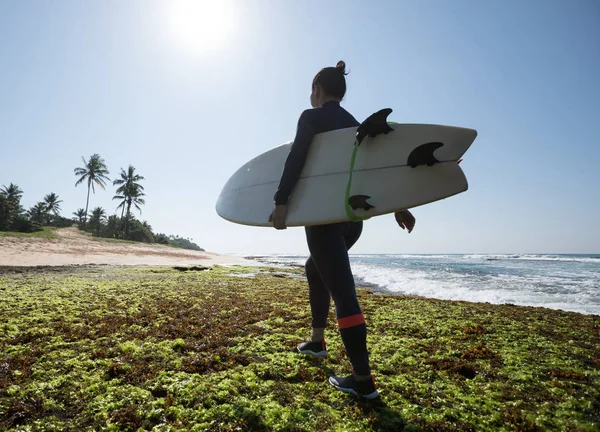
top-left (248, 254), bottom-right (600, 316)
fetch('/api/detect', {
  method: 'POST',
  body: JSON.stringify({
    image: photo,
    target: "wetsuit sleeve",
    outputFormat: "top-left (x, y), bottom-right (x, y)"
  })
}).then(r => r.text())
top-left (273, 110), bottom-right (316, 205)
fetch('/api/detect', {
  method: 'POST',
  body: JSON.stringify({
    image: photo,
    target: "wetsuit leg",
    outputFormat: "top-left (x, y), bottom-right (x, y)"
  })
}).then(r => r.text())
top-left (305, 222), bottom-right (362, 328)
top-left (306, 257), bottom-right (330, 329)
top-left (305, 222), bottom-right (371, 376)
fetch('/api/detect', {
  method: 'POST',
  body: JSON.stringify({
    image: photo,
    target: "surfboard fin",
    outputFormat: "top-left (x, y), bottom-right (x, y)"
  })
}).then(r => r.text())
top-left (356, 108), bottom-right (394, 145)
top-left (407, 142), bottom-right (443, 168)
top-left (348, 195), bottom-right (375, 211)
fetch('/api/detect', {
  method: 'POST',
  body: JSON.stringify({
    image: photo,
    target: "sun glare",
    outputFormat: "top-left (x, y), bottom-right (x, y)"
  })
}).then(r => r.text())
top-left (167, 0), bottom-right (235, 55)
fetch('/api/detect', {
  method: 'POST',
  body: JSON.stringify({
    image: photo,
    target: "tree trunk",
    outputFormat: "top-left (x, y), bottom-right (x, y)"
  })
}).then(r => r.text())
top-left (84, 181), bottom-right (91, 225)
top-left (119, 205), bottom-right (125, 238)
top-left (124, 199), bottom-right (132, 240)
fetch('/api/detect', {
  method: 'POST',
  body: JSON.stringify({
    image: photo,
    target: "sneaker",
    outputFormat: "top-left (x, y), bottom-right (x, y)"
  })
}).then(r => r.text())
top-left (328, 374), bottom-right (379, 399)
top-left (297, 339), bottom-right (327, 357)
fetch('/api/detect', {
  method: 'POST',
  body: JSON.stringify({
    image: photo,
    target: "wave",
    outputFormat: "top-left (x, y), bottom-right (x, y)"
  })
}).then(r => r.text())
top-left (352, 253), bottom-right (599, 263)
top-left (250, 253), bottom-right (600, 265)
top-left (463, 254), bottom-right (600, 263)
top-left (249, 254), bottom-right (600, 315)
top-left (351, 254), bottom-right (599, 263)
top-left (349, 263), bottom-right (600, 315)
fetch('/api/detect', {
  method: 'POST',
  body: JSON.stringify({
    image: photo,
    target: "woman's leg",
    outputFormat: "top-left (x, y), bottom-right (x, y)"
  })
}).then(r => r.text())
top-left (305, 256), bottom-right (329, 341)
top-left (305, 222), bottom-right (371, 377)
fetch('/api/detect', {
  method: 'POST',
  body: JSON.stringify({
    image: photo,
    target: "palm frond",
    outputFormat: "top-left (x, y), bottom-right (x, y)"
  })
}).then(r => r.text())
top-left (94, 178), bottom-right (107, 190)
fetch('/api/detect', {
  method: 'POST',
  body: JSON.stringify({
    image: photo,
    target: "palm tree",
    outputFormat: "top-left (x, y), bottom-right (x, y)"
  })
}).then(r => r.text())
top-left (0, 183), bottom-right (24, 230)
top-left (88, 207), bottom-right (107, 236)
top-left (112, 165), bottom-right (145, 239)
top-left (1, 183), bottom-right (24, 221)
top-left (44, 193), bottom-right (62, 216)
top-left (28, 202), bottom-right (47, 224)
top-left (115, 184), bottom-right (146, 239)
top-left (1, 183), bottom-right (23, 203)
top-left (73, 208), bottom-right (87, 225)
top-left (74, 154), bottom-right (110, 224)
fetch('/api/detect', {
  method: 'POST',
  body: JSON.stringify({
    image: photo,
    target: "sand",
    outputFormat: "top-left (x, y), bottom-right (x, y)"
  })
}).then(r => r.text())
top-left (0, 227), bottom-right (251, 267)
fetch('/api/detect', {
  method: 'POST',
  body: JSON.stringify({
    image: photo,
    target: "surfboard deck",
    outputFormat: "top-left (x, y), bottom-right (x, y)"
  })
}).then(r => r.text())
top-left (216, 122), bottom-right (477, 227)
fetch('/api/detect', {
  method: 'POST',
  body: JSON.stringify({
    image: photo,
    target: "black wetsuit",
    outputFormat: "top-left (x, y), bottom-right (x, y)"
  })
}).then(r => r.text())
top-left (274, 101), bottom-right (371, 376)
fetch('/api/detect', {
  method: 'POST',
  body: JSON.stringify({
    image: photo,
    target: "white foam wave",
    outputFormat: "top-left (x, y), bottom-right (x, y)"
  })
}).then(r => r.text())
top-left (353, 254), bottom-right (599, 263)
top-left (377, 254), bottom-right (464, 260)
top-left (350, 263), bottom-right (600, 315)
top-left (463, 254), bottom-right (600, 263)
top-left (253, 254), bottom-right (600, 315)
top-left (253, 254), bottom-right (600, 264)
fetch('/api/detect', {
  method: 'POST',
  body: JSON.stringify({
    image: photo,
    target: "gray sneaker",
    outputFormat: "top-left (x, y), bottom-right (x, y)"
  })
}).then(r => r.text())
top-left (296, 339), bottom-right (327, 357)
top-left (328, 374), bottom-right (379, 399)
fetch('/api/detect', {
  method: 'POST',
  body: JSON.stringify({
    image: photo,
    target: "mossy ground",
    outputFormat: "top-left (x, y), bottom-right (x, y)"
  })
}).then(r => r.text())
top-left (0, 265), bottom-right (598, 431)
top-left (0, 227), bottom-right (58, 239)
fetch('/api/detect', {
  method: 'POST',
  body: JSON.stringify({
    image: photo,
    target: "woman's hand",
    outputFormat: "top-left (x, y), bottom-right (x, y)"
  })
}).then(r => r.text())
top-left (269, 205), bottom-right (288, 230)
top-left (395, 210), bottom-right (415, 233)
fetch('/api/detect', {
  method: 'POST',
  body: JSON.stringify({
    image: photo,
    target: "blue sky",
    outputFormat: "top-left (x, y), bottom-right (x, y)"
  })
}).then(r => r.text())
top-left (1, 0), bottom-right (599, 254)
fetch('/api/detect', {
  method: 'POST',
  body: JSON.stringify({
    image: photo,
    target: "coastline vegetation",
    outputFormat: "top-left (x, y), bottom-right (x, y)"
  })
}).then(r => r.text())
top-left (0, 153), bottom-right (203, 251)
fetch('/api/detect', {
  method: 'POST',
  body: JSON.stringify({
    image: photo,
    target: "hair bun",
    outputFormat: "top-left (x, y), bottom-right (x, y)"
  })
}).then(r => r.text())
top-left (335, 60), bottom-right (347, 75)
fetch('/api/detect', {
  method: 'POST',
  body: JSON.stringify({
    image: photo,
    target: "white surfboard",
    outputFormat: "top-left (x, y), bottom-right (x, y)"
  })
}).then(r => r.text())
top-left (216, 120), bottom-right (477, 227)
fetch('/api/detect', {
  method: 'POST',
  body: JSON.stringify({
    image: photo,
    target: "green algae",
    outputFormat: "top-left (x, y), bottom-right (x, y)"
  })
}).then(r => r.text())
top-left (0, 265), bottom-right (598, 431)
top-left (0, 226), bottom-right (58, 239)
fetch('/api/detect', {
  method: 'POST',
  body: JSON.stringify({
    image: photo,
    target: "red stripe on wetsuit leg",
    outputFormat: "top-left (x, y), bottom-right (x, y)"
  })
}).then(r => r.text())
top-left (337, 313), bottom-right (365, 329)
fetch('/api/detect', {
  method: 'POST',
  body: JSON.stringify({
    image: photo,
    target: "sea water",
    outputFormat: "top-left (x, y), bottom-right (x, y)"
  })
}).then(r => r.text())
top-left (249, 254), bottom-right (600, 315)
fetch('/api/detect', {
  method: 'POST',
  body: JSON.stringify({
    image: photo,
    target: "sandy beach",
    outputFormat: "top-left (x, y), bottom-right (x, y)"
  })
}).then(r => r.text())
top-left (0, 227), bottom-right (250, 267)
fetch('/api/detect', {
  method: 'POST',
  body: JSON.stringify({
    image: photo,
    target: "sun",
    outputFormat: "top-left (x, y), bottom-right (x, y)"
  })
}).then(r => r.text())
top-left (167, 0), bottom-right (235, 55)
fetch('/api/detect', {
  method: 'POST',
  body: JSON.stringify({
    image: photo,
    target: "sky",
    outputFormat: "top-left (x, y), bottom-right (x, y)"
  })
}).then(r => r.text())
top-left (1, 0), bottom-right (599, 255)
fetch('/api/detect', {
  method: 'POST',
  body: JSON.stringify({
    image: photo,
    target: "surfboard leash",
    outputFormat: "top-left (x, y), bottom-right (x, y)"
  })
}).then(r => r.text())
top-left (345, 109), bottom-right (395, 222)
top-left (344, 139), bottom-right (369, 222)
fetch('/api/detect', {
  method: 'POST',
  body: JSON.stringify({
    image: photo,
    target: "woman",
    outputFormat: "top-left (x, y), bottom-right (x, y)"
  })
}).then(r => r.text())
top-left (269, 61), bottom-right (416, 399)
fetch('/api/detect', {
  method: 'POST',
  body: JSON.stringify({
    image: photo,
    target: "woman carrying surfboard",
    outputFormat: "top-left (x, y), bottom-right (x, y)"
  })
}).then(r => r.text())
top-left (269, 61), bottom-right (416, 399)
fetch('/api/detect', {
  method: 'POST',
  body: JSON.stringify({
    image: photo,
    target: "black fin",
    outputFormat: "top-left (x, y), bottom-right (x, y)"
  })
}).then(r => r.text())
top-left (356, 108), bottom-right (394, 145)
top-left (348, 195), bottom-right (375, 211)
top-left (407, 142), bottom-right (443, 168)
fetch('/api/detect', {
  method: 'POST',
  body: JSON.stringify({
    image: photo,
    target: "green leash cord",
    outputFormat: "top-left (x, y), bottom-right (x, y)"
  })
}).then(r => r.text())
top-left (344, 122), bottom-right (398, 222)
top-left (344, 138), bottom-right (366, 222)
top-left (344, 138), bottom-right (373, 222)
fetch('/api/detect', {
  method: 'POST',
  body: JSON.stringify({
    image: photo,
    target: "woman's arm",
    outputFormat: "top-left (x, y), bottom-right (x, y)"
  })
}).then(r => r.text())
top-left (273, 110), bottom-right (316, 206)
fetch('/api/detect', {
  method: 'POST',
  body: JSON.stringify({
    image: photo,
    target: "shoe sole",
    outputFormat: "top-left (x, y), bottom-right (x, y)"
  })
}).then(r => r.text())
top-left (297, 348), bottom-right (327, 357)
top-left (328, 377), bottom-right (379, 399)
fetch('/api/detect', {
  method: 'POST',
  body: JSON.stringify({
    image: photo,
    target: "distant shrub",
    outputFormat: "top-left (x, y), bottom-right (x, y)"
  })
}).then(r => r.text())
top-left (128, 219), bottom-right (155, 243)
top-left (0, 195), bottom-right (12, 231)
top-left (103, 215), bottom-right (121, 239)
top-left (11, 217), bottom-right (42, 233)
top-left (48, 215), bottom-right (74, 228)
top-left (155, 233), bottom-right (170, 245)
top-left (168, 235), bottom-right (204, 251)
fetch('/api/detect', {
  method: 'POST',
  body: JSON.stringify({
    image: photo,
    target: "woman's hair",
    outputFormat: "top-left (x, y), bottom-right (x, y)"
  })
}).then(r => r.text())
top-left (312, 60), bottom-right (348, 100)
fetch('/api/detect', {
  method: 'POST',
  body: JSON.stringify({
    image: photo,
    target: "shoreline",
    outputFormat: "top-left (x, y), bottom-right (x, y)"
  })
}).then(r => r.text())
top-left (1, 231), bottom-right (596, 317)
top-left (3, 260), bottom-right (595, 320)
top-left (244, 254), bottom-right (600, 317)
